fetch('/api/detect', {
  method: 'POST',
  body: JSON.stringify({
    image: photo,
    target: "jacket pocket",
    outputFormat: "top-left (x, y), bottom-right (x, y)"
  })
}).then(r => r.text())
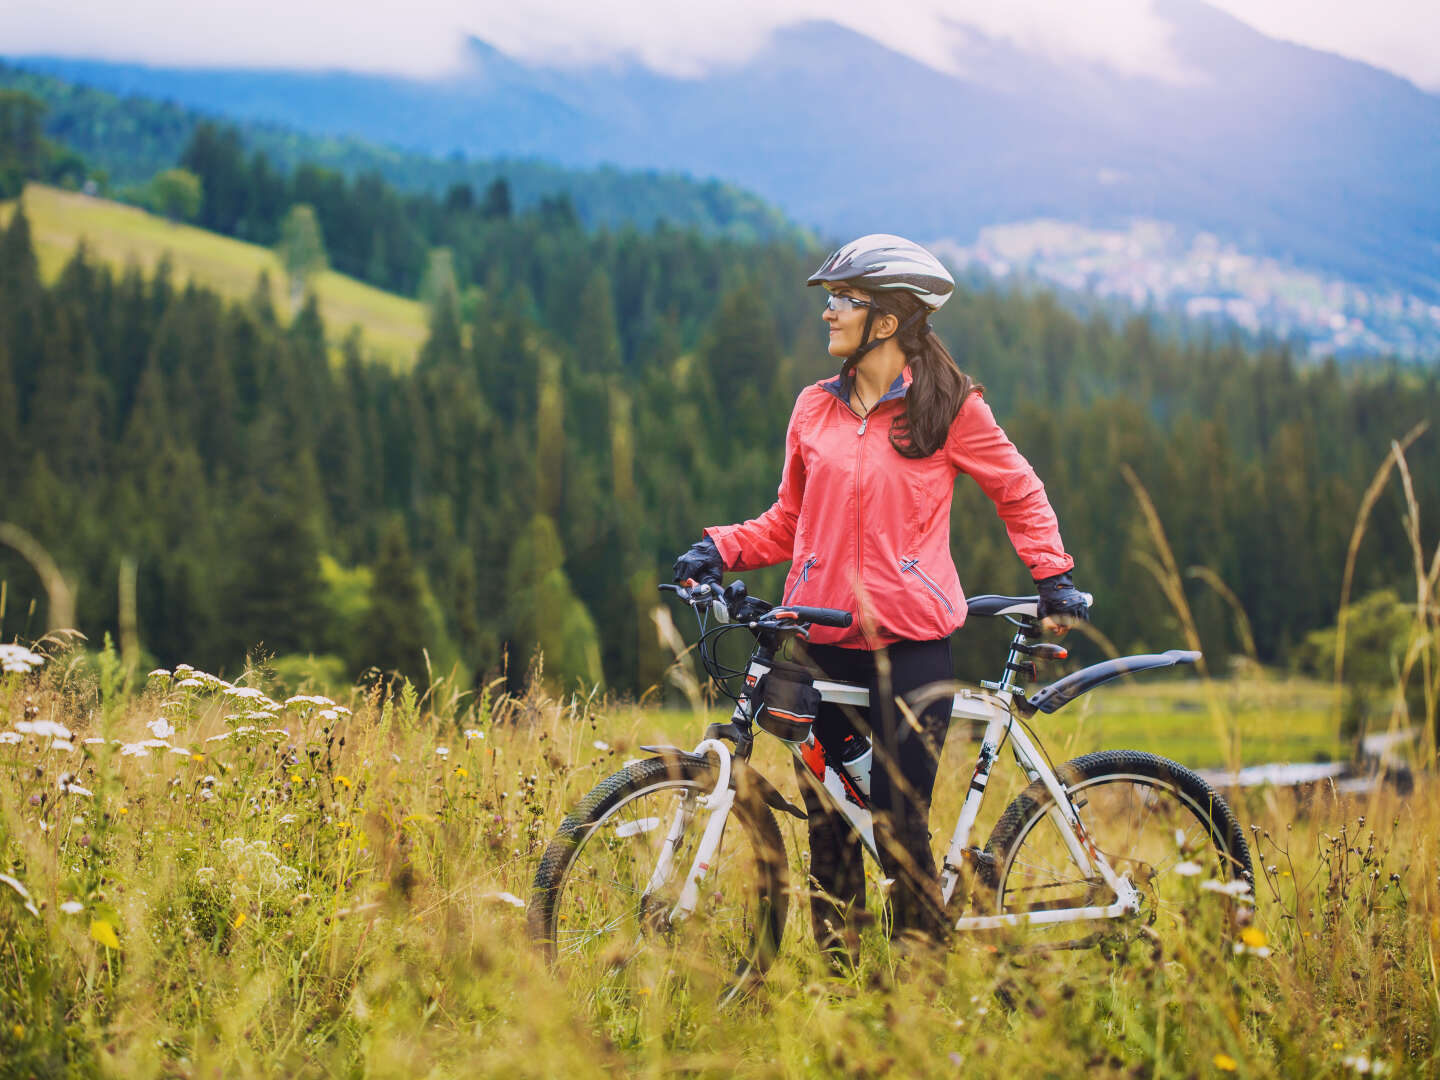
top-left (783, 555), bottom-right (819, 606)
top-left (899, 557), bottom-right (955, 615)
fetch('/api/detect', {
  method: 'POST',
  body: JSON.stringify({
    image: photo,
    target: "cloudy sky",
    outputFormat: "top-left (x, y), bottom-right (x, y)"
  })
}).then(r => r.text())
top-left (4, 0), bottom-right (1438, 90)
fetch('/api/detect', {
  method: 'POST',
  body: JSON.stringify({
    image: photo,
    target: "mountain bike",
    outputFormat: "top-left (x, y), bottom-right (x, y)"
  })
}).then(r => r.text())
top-left (528, 581), bottom-right (1253, 991)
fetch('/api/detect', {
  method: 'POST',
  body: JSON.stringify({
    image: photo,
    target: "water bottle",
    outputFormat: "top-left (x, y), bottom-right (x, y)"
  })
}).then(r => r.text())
top-left (837, 732), bottom-right (872, 801)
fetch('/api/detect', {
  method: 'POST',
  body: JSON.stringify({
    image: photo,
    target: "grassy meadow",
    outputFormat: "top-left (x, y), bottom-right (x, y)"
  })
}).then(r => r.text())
top-left (1, 643), bottom-right (1433, 1079)
top-left (0, 184), bottom-right (428, 368)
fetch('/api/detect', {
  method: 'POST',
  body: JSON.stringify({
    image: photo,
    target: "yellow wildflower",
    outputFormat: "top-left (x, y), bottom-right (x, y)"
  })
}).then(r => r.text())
top-left (1213, 1053), bottom-right (1237, 1071)
top-left (455, 767), bottom-right (469, 779)
top-left (233, 912), bottom-right (246, 930)
top-left (336, 775), bottom-right (352, 789)
top-left (90, 919), bottom-right (120, 949)
top-left (191, 754), bottom-right (205, 763)
top-left (118, 807), bottom-right (129, 815)
top-left (1240, 927), bottom-right (1267, 950)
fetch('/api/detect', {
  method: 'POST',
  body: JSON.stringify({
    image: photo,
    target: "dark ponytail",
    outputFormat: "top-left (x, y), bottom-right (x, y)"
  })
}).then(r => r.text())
top-left (869, 290), bottom-right (981, 458)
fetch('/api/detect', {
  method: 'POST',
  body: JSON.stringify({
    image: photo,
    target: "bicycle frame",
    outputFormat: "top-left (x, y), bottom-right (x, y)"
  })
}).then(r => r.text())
top-left (653, 679), bottom-right (1140, 933)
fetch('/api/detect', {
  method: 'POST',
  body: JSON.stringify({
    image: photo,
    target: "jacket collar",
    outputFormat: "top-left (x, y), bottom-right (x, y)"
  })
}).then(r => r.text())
top-left (820, 366), bottom-right (912, 406)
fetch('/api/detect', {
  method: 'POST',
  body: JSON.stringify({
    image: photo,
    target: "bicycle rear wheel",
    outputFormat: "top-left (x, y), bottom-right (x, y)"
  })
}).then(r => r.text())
top-left (983, 750), bottom-right (1253, 949)
top-left (528, 756), bottom-right (788, 999)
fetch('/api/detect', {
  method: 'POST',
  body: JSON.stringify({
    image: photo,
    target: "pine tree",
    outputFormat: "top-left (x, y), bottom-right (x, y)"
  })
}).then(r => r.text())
top-left (362, 515), bottom-right (436, 689)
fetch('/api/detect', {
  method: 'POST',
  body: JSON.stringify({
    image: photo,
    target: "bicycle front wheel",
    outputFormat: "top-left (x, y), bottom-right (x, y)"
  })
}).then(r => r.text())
top-left (528, 756), bottom-right (788, 997)
top-left (983, 750), bottom-right (1253, 949)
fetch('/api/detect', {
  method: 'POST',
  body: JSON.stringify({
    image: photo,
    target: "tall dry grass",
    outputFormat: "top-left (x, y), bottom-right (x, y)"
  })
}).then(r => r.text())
top-left (0, 636), bottom-right (1436, 1077)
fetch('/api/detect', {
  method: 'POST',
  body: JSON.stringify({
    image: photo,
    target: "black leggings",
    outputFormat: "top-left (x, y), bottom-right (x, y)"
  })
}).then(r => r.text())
top-left (793, 637), bottom-right (955, 950)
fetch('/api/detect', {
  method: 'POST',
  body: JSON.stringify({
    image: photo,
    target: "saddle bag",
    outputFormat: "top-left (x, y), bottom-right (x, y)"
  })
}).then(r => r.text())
top-left (751, 659), bottom-right (821, 742)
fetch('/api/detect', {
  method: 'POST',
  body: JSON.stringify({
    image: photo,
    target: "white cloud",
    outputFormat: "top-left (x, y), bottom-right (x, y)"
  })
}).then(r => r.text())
top-left (1, 0), bottom-right (1435, 88)
top-left (1206, 0), bottom-right (1440, 89)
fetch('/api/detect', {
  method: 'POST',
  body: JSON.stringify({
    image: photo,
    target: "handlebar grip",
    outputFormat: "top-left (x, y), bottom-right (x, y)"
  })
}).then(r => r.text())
top-left (776, 605), bottom-right (853, 628)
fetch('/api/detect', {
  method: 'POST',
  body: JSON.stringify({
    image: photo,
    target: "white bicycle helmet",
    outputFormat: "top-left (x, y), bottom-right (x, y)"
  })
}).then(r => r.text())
top-left (807, 234), bottom-right (954, 312)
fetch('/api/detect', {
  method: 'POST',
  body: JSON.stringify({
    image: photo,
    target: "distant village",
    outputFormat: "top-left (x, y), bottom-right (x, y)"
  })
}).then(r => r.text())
top-left (941, 221), bottom-right (1440, 363)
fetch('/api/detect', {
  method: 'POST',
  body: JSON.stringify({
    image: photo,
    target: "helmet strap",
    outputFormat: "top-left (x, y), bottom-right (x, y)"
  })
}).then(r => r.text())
top-left (842, 307), bottom-right (927, 378)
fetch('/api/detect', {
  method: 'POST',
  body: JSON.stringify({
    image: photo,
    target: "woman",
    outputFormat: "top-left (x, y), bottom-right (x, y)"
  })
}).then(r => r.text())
top-left (673, 234), bottom-right (1088, 954)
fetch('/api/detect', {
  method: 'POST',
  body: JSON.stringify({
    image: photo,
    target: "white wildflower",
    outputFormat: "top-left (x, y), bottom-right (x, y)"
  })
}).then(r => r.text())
top-left (285, 694), bottom-right (335, 708)
top-left (278, 814), bottom-right (297, 825)
top-left (1342, 1055), bottom-right (1388, 1075)
top-left (464, 729), bottom-right (485, 741)
top-left (0, 644), bottom-right (47, 673)
top-left (483, 891), bottom-right (526, 908)
top-left (592, 740), bottom-right (610, 751)
top-left (175, 678), bottom-right (204, 689)
top-left (1201, 879), bottom-right (1254, 897)
top-left (195, 867), bottom-right (216, 884)
top-left (119, 742), bottom-right (152, 757)
top-left (17, 719), bottom-right (73, 740)
top-left (200, 789), bottom-right (215, 800)
top-left (147, 718), bottom-right (175, 739)
top-left (1173, 860), bottom-right (1203, 876)
top-left (0, 732), bottom-right (22, 744)
top-left (218, 836), bottom-right (301, 894)
top-left (318, 709), bottom-right (340, 721)
top-left (225, 686), bottom-right (266, 701)
top-left (1232, 941), bottom-right (1272, 958)
top-left (57, 775), bottom-right (93, 797)
top-left (434, 746), bottom-right (450, 758)
top-left (59, 900), bottom-right (84, 914)
top-left (148, 668), bottom-right (171, 679)
top-left (49, 739), bottom-right (76, 753)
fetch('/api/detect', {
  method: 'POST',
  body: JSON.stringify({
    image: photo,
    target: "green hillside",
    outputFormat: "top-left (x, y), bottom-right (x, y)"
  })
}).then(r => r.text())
top-left (1, 182), bottom-right (427, 366)
top-left (0, 60), bottom-right (807, 243)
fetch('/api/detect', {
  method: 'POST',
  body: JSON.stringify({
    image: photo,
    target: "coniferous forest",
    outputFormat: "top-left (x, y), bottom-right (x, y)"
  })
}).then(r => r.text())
top-left (1, 101), bottom-right (1438, 696)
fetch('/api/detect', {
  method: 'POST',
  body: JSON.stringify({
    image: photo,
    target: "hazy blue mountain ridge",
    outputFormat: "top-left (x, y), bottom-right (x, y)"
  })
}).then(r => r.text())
top-left (10, 0), bottom-right (1440, 299)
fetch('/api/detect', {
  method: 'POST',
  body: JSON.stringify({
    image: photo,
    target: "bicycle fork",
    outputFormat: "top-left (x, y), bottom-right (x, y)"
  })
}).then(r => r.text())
top-left (641, 739), bottom-right (737, 927)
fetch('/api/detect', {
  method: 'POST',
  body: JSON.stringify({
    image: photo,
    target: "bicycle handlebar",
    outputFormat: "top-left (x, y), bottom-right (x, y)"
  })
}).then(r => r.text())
top-left (769, 605), bottom-right (853, 628)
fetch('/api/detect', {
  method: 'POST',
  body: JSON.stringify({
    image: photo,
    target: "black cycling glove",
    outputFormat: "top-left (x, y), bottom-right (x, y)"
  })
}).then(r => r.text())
top-left (672, 535), bottom-right (724, 589)
top-left (1036, 572), bottom-right (1090, 622)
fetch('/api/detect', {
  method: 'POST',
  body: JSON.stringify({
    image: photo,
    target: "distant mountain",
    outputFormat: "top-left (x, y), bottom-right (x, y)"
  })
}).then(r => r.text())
top-left (11, 0), bottom-right (1440, 300)
top-left (0, 62), bottom-right (802, 242)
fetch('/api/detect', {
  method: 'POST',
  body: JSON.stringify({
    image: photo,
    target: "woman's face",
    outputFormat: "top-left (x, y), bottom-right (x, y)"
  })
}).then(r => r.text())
top-left (822, 285), bottom-right (877, 358)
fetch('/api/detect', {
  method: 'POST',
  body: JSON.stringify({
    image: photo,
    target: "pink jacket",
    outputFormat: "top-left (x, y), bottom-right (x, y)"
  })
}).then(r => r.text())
top-left (705, 371), bottom-right (1074, 648)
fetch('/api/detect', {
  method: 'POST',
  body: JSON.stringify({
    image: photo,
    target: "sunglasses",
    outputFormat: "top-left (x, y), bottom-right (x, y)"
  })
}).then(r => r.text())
top-left (824, 293), bottom-right (875, 314)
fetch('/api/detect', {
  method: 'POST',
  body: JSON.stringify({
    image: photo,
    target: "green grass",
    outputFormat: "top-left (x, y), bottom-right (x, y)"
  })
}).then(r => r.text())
top-left (0, 653), bottom-right (1430, 1078)
top-left (1, 184), bottom-right (428, 368)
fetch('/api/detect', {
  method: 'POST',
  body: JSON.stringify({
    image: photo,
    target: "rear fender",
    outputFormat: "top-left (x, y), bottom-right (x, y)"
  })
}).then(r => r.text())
top-left (1023, 650), bottom-right (1202, 714)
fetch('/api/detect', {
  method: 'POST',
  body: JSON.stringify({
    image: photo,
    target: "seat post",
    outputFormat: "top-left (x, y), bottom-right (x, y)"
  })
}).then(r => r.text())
top-left (981, 619), bottom-right (1043, 696)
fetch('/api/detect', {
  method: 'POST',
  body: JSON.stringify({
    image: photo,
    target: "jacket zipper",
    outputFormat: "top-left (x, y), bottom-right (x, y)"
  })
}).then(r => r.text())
top-left (899, 557), bottom-right (956, 615)
top-left (783, 556), bottom-right (818, 605)
top-left (854, 408), bottom-right (867, 606)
